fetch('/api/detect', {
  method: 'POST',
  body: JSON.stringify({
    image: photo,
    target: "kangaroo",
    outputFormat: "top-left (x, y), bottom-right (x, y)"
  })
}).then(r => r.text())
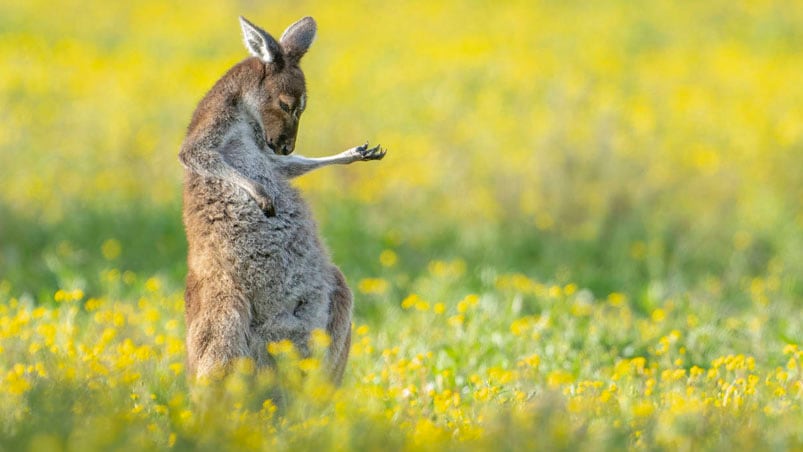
top-left (179, 16), bottom-right (386, 384)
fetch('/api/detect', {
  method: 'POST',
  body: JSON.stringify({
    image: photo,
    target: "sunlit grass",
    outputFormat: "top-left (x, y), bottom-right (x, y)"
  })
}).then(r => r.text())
top-left (0, 264), bottom-right (800, 450)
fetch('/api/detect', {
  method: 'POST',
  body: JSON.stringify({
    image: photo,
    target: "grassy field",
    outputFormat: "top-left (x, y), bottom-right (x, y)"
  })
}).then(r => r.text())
top-left (1, 0), bottom-right (802, 450)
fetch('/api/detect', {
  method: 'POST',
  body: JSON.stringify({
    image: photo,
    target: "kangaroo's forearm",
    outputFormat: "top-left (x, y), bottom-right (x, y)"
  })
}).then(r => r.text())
top-left (272, 149), bottom-right (360, 179)
top-left (273, 143), bottom-right (386, 178)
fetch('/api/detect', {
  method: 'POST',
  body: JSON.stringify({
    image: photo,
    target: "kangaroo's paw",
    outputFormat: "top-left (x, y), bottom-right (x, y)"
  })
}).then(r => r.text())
top-left (355, 142), bottom-right (387, 161)
top-left (257, 195), bottom-right (276, 217)
top-left (252, 184), bottom-right (276, 217)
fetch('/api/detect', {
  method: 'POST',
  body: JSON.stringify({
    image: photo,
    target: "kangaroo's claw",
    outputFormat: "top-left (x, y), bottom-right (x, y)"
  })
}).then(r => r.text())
top-left (356, 143), bottom-right (387, 161)
top-left (260, 198), bottom-right (276, 217)
top-left (252, 184), bottom-right (276, 217)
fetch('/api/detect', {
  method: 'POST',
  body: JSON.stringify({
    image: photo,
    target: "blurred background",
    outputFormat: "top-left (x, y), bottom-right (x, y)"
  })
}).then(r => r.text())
top-left (1, 0), bottom-right (801, 317)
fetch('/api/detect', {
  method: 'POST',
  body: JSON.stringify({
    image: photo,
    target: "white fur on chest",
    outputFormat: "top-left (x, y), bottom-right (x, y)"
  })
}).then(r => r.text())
top-left (219, 112), bottom-right (277, 182)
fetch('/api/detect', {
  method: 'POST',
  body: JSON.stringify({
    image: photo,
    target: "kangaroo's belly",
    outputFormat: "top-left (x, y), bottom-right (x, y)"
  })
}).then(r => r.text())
top-left (183, 174), bottom-right (333, 343)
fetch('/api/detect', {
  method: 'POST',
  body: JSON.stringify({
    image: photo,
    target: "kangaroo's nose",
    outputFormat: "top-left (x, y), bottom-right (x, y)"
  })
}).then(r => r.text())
top-left (275, 134), bottom-right (290, 155)
top-left (281, 139), bottom-right (294, 155)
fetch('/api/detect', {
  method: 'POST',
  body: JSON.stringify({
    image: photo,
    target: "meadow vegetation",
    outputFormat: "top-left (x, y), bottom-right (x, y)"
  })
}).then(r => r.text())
top-left (0, 0), bottom-right (801, 450)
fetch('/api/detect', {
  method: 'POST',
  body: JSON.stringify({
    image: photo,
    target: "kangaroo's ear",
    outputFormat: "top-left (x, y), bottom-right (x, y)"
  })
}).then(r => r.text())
top-left (239, 16), bottom-right (282, 64)
top-left (280, 17), bottom-right (317, 64)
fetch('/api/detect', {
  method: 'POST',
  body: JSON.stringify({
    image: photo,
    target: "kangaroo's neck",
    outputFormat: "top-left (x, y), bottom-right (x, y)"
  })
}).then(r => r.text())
top-left (185, 58), bottom-right (265, 146)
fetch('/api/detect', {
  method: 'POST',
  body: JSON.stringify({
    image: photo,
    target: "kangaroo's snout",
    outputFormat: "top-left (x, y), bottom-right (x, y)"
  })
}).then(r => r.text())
top-left (268, 135), bottom-right (294, 155)
top-left (278, 135), bottom-right (294, 155)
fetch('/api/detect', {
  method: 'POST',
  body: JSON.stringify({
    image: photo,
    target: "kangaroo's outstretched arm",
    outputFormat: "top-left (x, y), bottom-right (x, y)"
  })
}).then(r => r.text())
top-left (179, 138), bottom-right (276, 216)
top-left (272, 143), bottom-right (386, 179)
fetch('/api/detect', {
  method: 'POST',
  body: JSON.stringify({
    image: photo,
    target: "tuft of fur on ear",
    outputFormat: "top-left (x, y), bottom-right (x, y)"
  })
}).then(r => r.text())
top-left (280, 17), bottom-right (317, 64)
top-left (239, 16), bottom-right (282, 64)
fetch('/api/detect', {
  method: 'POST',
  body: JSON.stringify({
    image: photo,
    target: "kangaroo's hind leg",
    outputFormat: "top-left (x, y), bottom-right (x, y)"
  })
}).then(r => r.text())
top-left (326, 267), bottom-right (353, 385)
top-left (185, 286), bottom-right (253, 379)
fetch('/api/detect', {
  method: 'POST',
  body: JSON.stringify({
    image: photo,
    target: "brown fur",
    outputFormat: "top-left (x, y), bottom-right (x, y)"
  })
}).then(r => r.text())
top-left (326, 267), bottom-right (353, 385)
top-left (179, 16), bottom-right (385, 383)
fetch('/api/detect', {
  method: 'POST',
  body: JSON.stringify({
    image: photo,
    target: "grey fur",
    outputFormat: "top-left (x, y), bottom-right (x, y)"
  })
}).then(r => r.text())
top-left (179, 16), bottom-right (386, 383)
top-left (280, 17), bottom-right (317, 63)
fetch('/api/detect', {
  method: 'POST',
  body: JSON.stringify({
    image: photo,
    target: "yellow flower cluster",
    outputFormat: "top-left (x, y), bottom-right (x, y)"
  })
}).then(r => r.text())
top-left (0, 259), bottom-right (801, 450)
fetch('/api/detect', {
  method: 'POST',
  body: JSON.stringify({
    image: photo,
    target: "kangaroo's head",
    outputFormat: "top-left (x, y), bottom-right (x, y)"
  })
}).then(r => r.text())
top-left (239, 16), bottom-right (316, 155)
